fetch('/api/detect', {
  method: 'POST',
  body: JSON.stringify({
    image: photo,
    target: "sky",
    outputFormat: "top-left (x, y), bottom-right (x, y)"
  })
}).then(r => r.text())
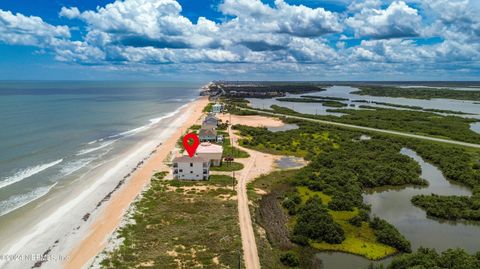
top-left (0, 0), bottom-right (479, 81)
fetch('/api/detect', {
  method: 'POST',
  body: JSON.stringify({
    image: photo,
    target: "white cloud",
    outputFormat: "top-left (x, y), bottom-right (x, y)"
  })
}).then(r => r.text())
top-left (346, 1), bottom-right (421, 38)
top-left (0, 9), bottom-right (70, 47)
top-left (51, 0), bottom-right (341, 64)
top-left (220, 0), bottom-right (342, 37)
top-left (1, 0), bottom-right (479, 79)
top-left (347, 0), bottom-right (382, 12)
top-left (59, 7), bottom-right (80, 19)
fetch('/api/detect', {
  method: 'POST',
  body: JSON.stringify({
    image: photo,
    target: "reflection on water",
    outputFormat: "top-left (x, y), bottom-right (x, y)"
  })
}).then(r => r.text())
top-left (471, 122), bottom-right (480, 135)
top-left (247, 86), bottom-right (480, 120)
top-left (364, 148), bottom-right (478, 253)
top-left (316, 252), bottom-right (392, 269)
top-left (319, 148), bottom-right (480, 269)
top-left (267, 124), bottom-right (299, 132)
top-left (275, 156), bottom-right (305, 169)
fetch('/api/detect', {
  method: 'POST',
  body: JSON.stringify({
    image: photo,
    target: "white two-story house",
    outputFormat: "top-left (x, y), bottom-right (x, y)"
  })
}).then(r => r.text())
top-left (172, 156), bottom-right (210, 180)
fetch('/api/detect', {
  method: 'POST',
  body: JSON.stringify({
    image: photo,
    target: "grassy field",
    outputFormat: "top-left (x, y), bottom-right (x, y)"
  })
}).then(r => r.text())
top-left (210, 161), bottom-right (244, 171)
top-left (100, 173), bottom-right (242, 268)
top-left (297, 187), bottom-right (397, 260)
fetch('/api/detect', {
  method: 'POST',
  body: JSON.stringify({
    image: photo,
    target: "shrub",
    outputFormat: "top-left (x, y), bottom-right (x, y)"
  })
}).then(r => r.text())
top-left (280, 251), bottom-right (300, 267)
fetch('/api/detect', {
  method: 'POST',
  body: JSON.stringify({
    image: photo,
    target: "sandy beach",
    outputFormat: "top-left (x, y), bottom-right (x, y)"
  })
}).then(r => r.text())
top-left (63, 96), bottom-right (209, 268)
top-left (0, 95), bottom-right (209, 269)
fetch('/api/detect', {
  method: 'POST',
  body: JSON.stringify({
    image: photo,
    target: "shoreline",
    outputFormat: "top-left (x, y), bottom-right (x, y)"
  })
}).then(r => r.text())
top-left (0, 95), bottom-right (207, 269)
top-left (64, 96), bottom-right (208, 268)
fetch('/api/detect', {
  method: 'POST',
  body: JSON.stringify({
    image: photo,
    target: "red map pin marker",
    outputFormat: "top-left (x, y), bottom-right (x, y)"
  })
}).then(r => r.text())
top-left (183, 133), bottom-right (200, 157)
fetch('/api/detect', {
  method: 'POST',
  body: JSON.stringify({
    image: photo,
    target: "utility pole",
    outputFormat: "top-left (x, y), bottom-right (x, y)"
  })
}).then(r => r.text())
top-left (232, 170), bottom-right (235, 191)
top-left (237, 249), bottom-right (241, 269)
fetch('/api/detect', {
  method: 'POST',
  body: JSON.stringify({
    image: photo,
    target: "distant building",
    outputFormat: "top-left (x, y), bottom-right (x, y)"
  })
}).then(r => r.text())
top-left (203, 113), bottom-right (218, 129)
top-left (172, 156), bottom-right (209, 180)
top-left (196, 142), bottom-right (223, 166)
top-left (198, 127), bottom-right (217, 142)
top-left (212, 103), bottom-right (223, 113)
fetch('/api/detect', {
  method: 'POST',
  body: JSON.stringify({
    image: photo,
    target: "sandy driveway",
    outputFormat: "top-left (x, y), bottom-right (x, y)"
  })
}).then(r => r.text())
top-left (226, 115), bottom-right (283, 269)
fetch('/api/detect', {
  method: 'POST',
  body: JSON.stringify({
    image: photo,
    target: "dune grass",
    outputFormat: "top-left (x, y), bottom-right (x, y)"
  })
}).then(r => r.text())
top-left (100, 173), bottom-right (242, 268)
top-left (210, 161), bottom-right (244, 172)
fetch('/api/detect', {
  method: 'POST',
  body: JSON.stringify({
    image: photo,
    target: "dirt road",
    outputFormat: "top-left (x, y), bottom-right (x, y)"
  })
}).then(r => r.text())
top-left (227, 121), bottom-right (279, 269)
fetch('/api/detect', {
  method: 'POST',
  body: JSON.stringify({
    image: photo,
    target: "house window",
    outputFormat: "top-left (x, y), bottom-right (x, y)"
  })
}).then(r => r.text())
top-left (179, 169), bottom-right (183, 172)
top-left (190, 163), bottom-right (193, 167)
top-left (190, 171), bottom-right (193, 173)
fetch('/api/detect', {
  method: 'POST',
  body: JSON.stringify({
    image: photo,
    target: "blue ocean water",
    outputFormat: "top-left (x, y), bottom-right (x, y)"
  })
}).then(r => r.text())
top-left (0, 81), bottom-right (201, 217)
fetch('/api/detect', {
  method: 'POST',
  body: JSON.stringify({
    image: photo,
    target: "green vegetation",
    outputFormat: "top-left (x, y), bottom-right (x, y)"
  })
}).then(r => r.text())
top-left (370, 247), bottom-right (480, 269)
top-left (404, 140), bottom-right (480, 221)
top-left (238, 99), bottom-right (480, 221)
top-left (223, 98), bottom-right (259, 115)
top-left (412, 194), bottom-right (480, 221)
top-left (100, 173), bottom-right (242, 268)
top-left (369, 102), bottom-right (472, 115)
top-left (202, 102), bottom-right (213, 112)
top-left (292, 197), bottom-right (345, 244)
top-left (352, 85), bottom-right (480, 101)
top-left (210, 161), bottom-right (244, 172)
top-left (247, 170), bottom-right (324, 269)
top-left (276, 97), bottom-right (347, 107)
top-left (221, 131), bottom-right (250, 158)
top-left (295, 187), bottom-right (397, 260)
top-left (280, 251), bottom-right (300, 267)
top-left (268, 104), bottom-right (480, 144)
top-left (237, 119), bottom-right (421, 261)
top-left (369, 217), bottom-right (411, 253)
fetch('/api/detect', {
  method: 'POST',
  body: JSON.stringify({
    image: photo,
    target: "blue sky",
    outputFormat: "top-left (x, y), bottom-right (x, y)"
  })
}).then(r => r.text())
top-left (0, 0), bottom-right (479, 81)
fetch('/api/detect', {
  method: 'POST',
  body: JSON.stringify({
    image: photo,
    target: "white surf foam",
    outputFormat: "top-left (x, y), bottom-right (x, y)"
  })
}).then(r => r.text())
top-left (0, 183), bottom-right (58, 217)
top-left (78, 104), bottom-right (187, 155)
top-left (60, 158), bottom-right (96, 176)
top-left (0, 160), bottom-right (63, 190)
top-left (0, 103), bottom-right (191, 268)
top-left (76, 140), bottom-right (117, 156)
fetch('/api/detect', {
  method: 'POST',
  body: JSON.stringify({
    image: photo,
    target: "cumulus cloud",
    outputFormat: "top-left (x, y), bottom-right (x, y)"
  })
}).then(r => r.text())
top-left (0, 9), bottom-right (70, 47)
top-left (346, 1), bottom-right (422, 39)
top-left (347, 0), bottom-right (382, 12)
top-left (49, 0), bottom-right (342, 65)
top-left (59, 7), bottom-right (80, 19)
top-left (0, 0), bottom-right (479, 79)
top-left (220, 0), bottom-right (342, 37)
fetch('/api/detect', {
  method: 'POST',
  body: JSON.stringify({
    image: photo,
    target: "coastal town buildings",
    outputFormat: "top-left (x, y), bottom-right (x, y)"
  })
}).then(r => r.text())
top-left (202, 113), bottom-right (218, 129)
top-left (198, 127), bottom-right (217, 142)
top-left (196, 142), bottom-right (223, 166)
top-left (172, 156), bottom-right (210, 180)
top-left (212, 103), bottom-right (223, 113)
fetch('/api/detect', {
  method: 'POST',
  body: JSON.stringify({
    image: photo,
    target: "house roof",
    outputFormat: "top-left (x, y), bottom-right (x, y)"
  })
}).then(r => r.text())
top-left (172, 156), bottom-right (207, 163)
top-left (197, 142), bottom-right (223, 154)
top-left (199, 127), bottom-right (216, 136)
top-left (204, 116), bottom-right (218, 122)
top-left (205, 113), bottom-right (217, 119)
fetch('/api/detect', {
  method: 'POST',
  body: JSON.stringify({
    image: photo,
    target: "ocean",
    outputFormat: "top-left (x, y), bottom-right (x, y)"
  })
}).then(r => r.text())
top-left (0, 81), bottom-right (201, 218)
